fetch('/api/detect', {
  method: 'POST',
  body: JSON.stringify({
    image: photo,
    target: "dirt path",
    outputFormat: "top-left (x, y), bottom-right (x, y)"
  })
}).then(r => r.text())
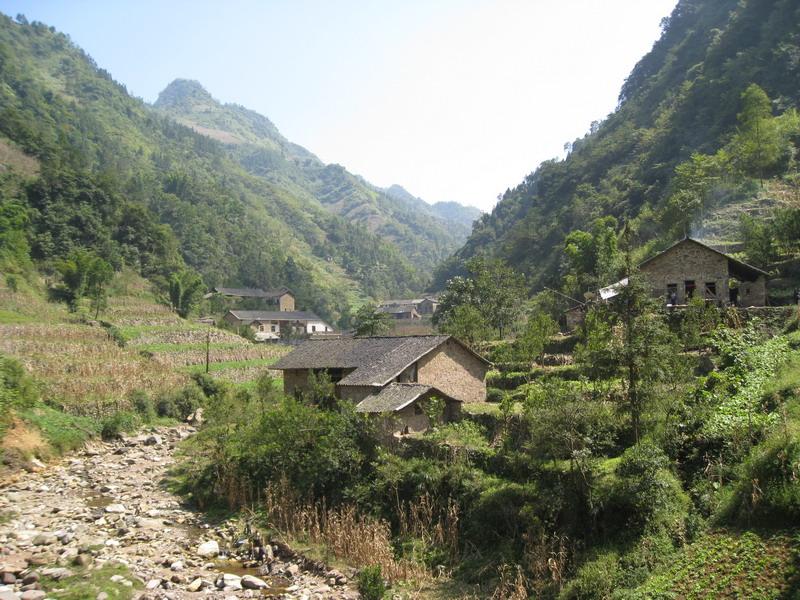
top-left (0, 425), bottom-right (357, 599)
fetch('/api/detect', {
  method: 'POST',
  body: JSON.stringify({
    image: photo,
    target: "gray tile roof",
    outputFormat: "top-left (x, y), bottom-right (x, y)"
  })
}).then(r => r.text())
top-left (355, 383), bottom-right (435, 413)
top-left (272, 335), bottom-right (489, 387)
top-left (213, 287), bottom-right (293, 299)
top-left (228, 310), bottom-right (325, 324)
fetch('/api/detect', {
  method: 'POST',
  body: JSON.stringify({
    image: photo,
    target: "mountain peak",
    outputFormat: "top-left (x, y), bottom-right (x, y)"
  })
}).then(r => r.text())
top-left (154, 78), bottom-right (215, 109)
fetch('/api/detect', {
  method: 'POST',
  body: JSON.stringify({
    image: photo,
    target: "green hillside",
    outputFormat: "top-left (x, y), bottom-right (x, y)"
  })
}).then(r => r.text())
top-left (0, 14), bottom-right (437, 325)
top-left (153, 79), bottom-right (475, 275)
top-left (435, 0), bottom-right (800, 292)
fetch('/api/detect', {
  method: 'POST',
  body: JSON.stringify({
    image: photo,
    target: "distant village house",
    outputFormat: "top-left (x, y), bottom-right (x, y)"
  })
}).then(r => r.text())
top-left (223, 310), bottom-right (334, 341)
top-left (378, 297), bottom-right (439, 319)
top-left (209, 287), bottom-right (295, 312)
top-left (272, 335), bottom-right (490, 435)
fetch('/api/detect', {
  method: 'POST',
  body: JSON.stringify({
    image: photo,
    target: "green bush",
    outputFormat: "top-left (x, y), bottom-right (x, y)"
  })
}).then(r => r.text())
top-left (100, 411), bottom-right (140, 440)
top-left (610, 443), bottom-right (689, 537)
top-left (356, 565), bottom-right (385, 600)
top-left (156, 384), bottom-right (203, 420)
top-left (716, 432), bottom-right (800, 525)
top-left (486, 387), bottom-right (505, 403)
top-left (129, 390), bottom-right (155, 422)
top-left (559, 551), bottom-right (620, 600)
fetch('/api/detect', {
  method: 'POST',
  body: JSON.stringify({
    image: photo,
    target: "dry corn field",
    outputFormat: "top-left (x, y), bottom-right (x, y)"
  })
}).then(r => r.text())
top-left (1, 285), bottom-right (289, 414)
top-left (0, 322), bottom-right (186, 416)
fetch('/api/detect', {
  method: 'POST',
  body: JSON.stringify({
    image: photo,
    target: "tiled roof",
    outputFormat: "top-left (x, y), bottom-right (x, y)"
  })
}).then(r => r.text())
top-left (377, 305), bottom-right (417, 314)
top-left (228, 310), bottom-right (324, 324)
top-left (355, 383), bottom-right (435, 413)
top-left (640, 238), bottom-right (768, 279)
top-left (272, 335), bottom-right (489, 387)
top-left (213, 287), bottom-right (293, 299)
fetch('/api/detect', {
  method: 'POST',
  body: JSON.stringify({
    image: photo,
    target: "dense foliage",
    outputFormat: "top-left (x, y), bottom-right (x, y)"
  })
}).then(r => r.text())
top-left (0, 15), bottom-right (441, 324)
top-left (435, 0), bottom-right (800, 293)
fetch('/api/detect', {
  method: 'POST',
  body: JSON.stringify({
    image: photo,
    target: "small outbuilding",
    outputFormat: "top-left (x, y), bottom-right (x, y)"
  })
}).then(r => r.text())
top-left (354, 383), bottom-right (462, 436)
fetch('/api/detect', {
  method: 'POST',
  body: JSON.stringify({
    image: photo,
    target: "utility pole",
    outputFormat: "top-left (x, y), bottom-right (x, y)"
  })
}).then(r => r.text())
top-left (205, 330), bottom-right (210, 374)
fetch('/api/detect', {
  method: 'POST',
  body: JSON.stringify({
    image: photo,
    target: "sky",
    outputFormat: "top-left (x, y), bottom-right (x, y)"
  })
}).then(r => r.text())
top-left (0, 0), bottom-right (677, 211)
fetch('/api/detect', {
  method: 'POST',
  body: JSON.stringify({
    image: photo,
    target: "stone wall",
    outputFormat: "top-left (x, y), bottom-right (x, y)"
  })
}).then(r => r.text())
top-left (641, 242), bottom-right (729, 305)
top-left (338, 386), bottom-right (375, 404)
top-left (417, 339), bottom-right (487, 403)
top-left (739, 275), bottom-right (767, 307)
top-left (282, 368), bottom-right (307, 398)
top-left (279, 294), bottom-right (295, 312)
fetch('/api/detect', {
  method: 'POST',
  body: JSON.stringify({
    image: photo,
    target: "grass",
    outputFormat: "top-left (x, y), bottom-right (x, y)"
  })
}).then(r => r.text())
top-left (0, 309), bottom-right (36, 324)
top-left (632, 530), bottom-right (800, 599)
top-left (40, 562), bottom-right (141, 600)
top-left (19, 404), bottom-right (100, 455)
top-left (184, 357), bottom-right (281, 374)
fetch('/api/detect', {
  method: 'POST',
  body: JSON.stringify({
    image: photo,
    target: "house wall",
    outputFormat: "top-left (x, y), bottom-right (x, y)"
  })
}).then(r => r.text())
top-left (223, 312), bottom-right (241, 327)
top-left (417, 299), bottom-right (436, 315)
top-left (279, 294), bottom-right (295, 312)
top-left (417, 339), bottom-right (487, 403)
top-left (640, 243), bottom-right (730, 305)
top-left (739, 275), bottom-right (767, 307)
top-left (283, 369), bottom-right (308, 398)
top-left (338, 386), bottom-right (376, 404)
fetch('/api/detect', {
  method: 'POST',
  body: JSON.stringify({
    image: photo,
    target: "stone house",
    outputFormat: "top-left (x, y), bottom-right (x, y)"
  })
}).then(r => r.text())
top-left (377, 304), bottom-right (421, 320)
top-left (210, 287), bottom-right (295, 312)
top-left (223, 310), bottom-right (334, 340)
top-left (638, 238), bottom-right (768, 306)
top-left (272, 335), bottom-right (490, 434)
top-left (378, 297), bottom-right (438, 318)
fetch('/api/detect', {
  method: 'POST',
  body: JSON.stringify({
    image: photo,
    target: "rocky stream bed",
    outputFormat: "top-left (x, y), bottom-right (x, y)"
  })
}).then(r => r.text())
top-left (0, 425), bottom-right (358, 599)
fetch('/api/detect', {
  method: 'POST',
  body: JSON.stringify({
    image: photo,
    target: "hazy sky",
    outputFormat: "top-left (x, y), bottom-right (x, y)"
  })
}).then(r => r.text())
top-left (1, 0), bottom-right (677, 210)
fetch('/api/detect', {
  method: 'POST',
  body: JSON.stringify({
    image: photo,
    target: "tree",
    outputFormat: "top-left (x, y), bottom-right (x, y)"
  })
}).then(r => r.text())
top-left (87, 256), bottom-right (113, 319)
top-left (510, 312), bottom-right (558, 365)
top-left (168, 269), bottom-right (204, 318)
top-left (733, 84), bottom-right (782, 183)
top-left (434, 257), bottom-right (526, 339)
top-left (437, 304), bottom-right (491, 346)
top-left (55, 248), bottom-right (113, 313)
top-left (352, 303), bottom-right (392, 337)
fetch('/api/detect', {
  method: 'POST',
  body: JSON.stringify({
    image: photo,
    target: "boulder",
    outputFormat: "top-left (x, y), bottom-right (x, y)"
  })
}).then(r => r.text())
top-left (20, 591), bottom-right (46, 600)
top-left (196, 540), bottom-right (220, 558)
top-left (241, 574), bottom-right (268, 589)
top-left (104, 504), bottom-right (126, 514)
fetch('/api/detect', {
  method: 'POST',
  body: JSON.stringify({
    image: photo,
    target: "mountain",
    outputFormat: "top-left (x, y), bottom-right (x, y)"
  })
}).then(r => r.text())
top-left (0, 15), bottom-right (434, 324)
top-left (435, 0), bottom-right (800, 290)
top-left (153, 80), bottom-right (476, 275)
top-left (383, 184), bottom-right (482, 235)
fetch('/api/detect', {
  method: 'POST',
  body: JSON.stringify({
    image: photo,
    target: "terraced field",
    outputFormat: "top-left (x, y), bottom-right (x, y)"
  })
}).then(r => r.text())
top-left (105, 295), bottom-right (290, 386)
top-left (0, 277), bottom-right (289, 417)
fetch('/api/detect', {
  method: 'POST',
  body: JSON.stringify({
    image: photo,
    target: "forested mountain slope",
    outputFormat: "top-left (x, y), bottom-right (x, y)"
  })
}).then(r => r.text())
top-left (0, 14), bottom-right (434, 324)
top-left (153, 79), bottom-right (475, 273)
top-left (435, 0), bottom-right (800, 290)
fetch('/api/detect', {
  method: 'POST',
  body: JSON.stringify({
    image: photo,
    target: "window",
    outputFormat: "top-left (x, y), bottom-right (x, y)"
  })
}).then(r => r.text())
top-left (312, 325), bottom-right (317, 332)
top-left (684, 280), bottom-right (696, 299)
top-left (271, 325), bottom-right (277, 332)
top-left (666, 283), bottom-right (678, 304)
top-left (705, 282), bottom-right (717, 298)
top-left (259, 324), bottom-right (264, 332)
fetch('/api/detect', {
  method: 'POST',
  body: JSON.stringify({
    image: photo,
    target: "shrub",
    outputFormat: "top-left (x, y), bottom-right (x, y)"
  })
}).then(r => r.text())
top-left (156, 384), bottom-right (203, 420)
top-left (357, 565), bottom-right (386, 600)
top-left (129, 390), bottom-right (155, 422)
top-left (487, 387), bottom-right (505, 403)
top-left (716, 432), bottom-right (800, 525)
top-left (609, 443), bottom-right (689, 537)
top-left (100, 411), bottom-right (139, 440)
top-left (558, 551), bottom-right (619, 600)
